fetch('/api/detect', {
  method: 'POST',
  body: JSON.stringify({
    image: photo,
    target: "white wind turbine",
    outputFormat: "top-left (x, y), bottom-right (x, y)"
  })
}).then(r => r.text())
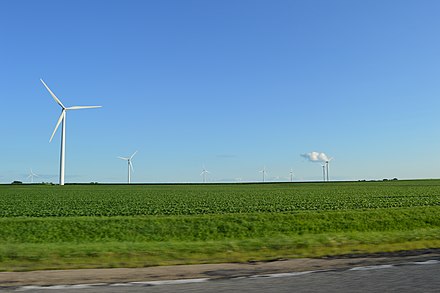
top-left (259, 166), bottom-right (267, 182)
top-left (118, 151), bottom-right (138, 184)
top-left (200, 166), bottom-right (210, 183)
top-left (27, 169), bottom-right (39, 183)
top-left (321, 164), bottom-right (326, 182)
top-left (290, 169), bottom-right (294, 182)
top-left (41, 79), bottom-right (102, 186)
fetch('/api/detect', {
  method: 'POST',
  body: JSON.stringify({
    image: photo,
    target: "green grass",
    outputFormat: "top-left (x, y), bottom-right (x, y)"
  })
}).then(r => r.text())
top-left (1, 180), bottom-right (440, 271)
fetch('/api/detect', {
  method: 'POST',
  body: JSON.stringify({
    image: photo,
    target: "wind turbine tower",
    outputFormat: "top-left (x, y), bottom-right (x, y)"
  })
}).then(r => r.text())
top-left (41, 79), bottom-right (102, 186)
top-left (290, 169), bottom-right (294, 182)
top-left (322, 164), bottom-right (326, 182)
top-left (118, 151), bottom-right (138, 184)
top-left (260, 166), bottom-right (267, 182)
top-left (200, 166), bottom-right (210, 183)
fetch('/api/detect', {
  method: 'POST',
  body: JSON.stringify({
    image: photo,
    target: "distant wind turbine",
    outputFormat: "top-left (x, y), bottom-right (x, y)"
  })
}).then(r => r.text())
top-left (259, 166), bottom-right (267, 182)
top-left (200, 166), bottom-right (210, 183)
top-left (118, 151), bottom-right (138, 184)
top-left (41, 79), bottom-right (102, 186)
top-left (290, 169), bottom-right (294, 182)
top-left (27, 169), bottom-right (39, 183)
top-left (322, 164), bottom-right (326, 182)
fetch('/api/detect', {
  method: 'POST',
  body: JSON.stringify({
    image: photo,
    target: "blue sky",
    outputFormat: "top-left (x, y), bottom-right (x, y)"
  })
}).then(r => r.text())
top-left (1, 0), bottom-right (440, 183)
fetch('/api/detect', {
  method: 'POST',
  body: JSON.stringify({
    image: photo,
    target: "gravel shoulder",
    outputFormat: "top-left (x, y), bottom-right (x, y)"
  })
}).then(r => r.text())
top-left (1, 249), bottom-right (439, 287)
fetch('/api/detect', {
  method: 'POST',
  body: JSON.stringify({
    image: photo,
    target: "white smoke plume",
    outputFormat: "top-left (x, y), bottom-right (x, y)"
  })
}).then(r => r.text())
top-left (301, 151), bottom-right (331, 162)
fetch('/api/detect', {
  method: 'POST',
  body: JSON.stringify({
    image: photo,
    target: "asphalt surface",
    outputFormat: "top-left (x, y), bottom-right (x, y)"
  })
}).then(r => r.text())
top-left (1, 250), bottom-right (439, 292)
top-left (4, 260), bottom-right (439, 292)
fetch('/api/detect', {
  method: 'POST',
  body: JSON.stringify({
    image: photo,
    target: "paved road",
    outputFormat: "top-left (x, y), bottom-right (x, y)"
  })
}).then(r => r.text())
top-left (6, 260), bottom-right (439, 292)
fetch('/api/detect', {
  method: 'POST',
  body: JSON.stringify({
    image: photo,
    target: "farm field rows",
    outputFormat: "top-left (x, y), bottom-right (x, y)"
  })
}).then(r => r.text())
top-left (0, 180), bottom-right (439, 271)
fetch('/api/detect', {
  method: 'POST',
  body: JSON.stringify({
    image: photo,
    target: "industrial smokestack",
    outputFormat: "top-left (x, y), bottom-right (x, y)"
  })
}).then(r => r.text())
top-left (301, 152), bottom-right (333, 181)
top-left (326, 161), bottom-right (329, 182)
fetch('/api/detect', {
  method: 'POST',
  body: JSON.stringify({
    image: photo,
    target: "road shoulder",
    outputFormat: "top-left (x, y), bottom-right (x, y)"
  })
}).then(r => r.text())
top-left (1, 249), bottom-right (439, 287)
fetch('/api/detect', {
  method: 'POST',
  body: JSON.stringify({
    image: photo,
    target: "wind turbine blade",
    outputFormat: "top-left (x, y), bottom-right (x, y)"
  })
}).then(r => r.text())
top-left (67, 106), bottom-right (102, 110)
top-left (40, 79), bottom-right (65, 109)
top-left (130, 150), bottom-right (138, 160)
top-left (130, 162), bottom-right (134, 172)
top-left (117, 157), bottom-right (129, 160)
top-left (49, 111), bottom-right (65, 142)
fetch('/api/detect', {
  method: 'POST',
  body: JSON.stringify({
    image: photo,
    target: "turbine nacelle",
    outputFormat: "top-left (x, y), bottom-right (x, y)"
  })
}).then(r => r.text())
top-left (200, 169), bottom-right (210, 176)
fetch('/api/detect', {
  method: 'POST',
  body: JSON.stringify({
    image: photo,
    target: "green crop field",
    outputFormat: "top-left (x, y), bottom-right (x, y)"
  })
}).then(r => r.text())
top-left (0, 180), bottom-right (440, 271)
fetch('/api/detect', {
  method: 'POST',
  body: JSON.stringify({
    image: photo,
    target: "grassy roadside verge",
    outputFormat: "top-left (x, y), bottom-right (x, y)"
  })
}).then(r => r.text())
top-left (1, 206), bottom-right (440, 271)
top-left (1, 230), bottom-right (440, 271)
